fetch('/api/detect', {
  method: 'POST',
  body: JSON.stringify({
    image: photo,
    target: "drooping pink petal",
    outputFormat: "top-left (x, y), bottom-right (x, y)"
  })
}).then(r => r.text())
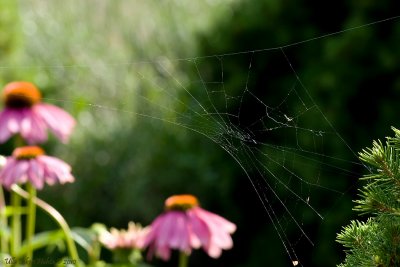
top-left (142, 214), bottom-right (164, 248)
top-left (0, 107), bottom-right (48, 144)
top-left (210, 227), bottom-right (233, 250)
top-left (146, 243), bottom-right (156, 261)
top-left (0, 110), bottom-right (13, 143)
top-left (0, 104), bottom-right (75, 144)
top-left (34, 103), bottom-right (75, 143)
top-left (5, 161), bottom-right (29, 188)
top-left (27, 160), bottom-right (45, 189)
top-left (156, 245), bottom-right (171, 261)
top-left (0, 152), bottom-right (74, 190)
top-left (156, 212), bottom-right (178, 248)
top-left (140, 197), bottom-right (236, 261)
top-left (20, 108), bottom-right (48, 144)
top-left (142, 212), bottom-right (182, 261)
top-left (192, 207), bottom-right (235, 253)
top-left (38, 156), bottom-right (74, 184)
top-left (167, 212), bottom-right (191, 253)
top-left (5, 108), bottom-right (22, 134)
top-left (187, 209), bottom-right (211, 249)
top-left (0, 108), bottom-right (23, 143)
top-left (0, 159), bottom-right (19, 188)
top-left (193, 207), bottom-right (236, 233)
top-left (206, 242), bottom-right (223, 258)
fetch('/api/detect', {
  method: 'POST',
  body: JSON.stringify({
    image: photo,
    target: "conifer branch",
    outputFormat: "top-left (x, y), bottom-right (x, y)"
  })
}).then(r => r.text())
top-left (337, 127), bottom-right (400, 267)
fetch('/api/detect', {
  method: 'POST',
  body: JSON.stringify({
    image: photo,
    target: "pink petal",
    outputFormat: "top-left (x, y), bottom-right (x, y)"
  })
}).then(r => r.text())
top-left (168, 213), bottom-right (191, 253)
top-left (38, 156), bottom-right (74, 185)
top-left (188, 227), bottom-right (202, 249)
top-left (193, 207), bottom-right (236, 233)
top-left (192, 207), bottom-right (236, 257)
top-left (142, 216), bottom-right (163, 248)
top-left (27, 160), bottom-right (45, 189)
top-left (34, 104), bottom-right (75, 143)
top-left (99, 231), bottom-right (117, 249)
top-left (156, 245), bottom-right (171, 261)
top-left (0, 108), bottom-right (22, 143)
top-left (0, 158), bottom-right (19, 188)
top-left (0, 153), bottom-right (74, 190)
top-left (142, 212), bottom-right (169, 260)
top-left (156, 212), bottom-right (177, 248)
top-left (142, 212), bottom-right (187, 261)
top-left (0, 110), bottom-right (13, 143)
top-left (13, 161), bottom-right (30, 183)
top-left (5, 109), bottom-right (22, 133)
top-left (6, 160), bottom-right (29, 188)
top-left (187, 209), bottom-right (210, 249)
top-left (211, 229), bottom-right (233, 250)
top-left (0, 107), bottom-right (50, 144)
top-left (146, 244), bottom-right (156, 261)
top-left (20, 109), bottom-right (47, 144)
top-left (207, 243), bottom-right (223, 258)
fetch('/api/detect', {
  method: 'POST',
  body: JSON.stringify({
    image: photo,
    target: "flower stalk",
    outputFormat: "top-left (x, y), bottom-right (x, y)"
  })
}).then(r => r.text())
top-left (179, 251), bottom-right (189, 267)
top-left (26, 183), bottom-right (37, 266)
top-left (10, 190), bottom-right (21, 257)
top-left (0, 186), bottom-right (8, 253)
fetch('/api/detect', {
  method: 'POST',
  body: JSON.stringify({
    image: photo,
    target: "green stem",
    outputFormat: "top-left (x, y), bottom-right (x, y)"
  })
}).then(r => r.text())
top-left (26, 183), bottom-right (36, 265)
top-left (178, 251), bottom-right (189, 267)
top-left (11, 185), bottom-right (81, 266)
top-left (10, 190), bottom-right (21, 257)
top-left (0, 186), bottom-right (8, 253)
top-left (10, 134), bottom-right (25, 257)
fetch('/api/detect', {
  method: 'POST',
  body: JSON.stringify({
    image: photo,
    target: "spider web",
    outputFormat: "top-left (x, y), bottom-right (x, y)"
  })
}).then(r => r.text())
top-left (3, 2), bottom-right (400, 266)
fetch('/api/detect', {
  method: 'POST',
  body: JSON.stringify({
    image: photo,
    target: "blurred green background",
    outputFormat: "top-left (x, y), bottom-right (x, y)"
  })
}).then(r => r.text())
top-left (1, 0), bottom-right (400, 266)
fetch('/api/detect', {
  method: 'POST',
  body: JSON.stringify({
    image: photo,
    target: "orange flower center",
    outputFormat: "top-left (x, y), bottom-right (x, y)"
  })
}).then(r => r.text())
top-left (13, 146), bottom-right (45, 160)
top-left (165, 194), bottom-right (199, 211)
top-left (2, 81), bottom-right (42, 108)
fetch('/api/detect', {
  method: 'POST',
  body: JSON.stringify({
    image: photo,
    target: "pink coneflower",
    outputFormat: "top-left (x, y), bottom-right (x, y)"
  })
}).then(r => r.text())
top-left (142, 194), bottom-right (236, 261)
top-left (99, 222), bottom-right (149, 250)
top-left (0, 81), bottom-right (75, 144)
top-left (0, 146), bottom-right (74, 190)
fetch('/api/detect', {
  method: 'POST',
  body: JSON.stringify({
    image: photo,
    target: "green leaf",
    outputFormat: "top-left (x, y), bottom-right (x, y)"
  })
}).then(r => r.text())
top-left (17, 230), bottom-right (65, 257)
top-left (71, 227), bottom-right (97, 253)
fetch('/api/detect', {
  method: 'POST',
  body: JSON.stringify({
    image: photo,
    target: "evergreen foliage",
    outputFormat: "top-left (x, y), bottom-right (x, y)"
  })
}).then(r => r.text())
top-left (337, 127), bottom-right (400, 267)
